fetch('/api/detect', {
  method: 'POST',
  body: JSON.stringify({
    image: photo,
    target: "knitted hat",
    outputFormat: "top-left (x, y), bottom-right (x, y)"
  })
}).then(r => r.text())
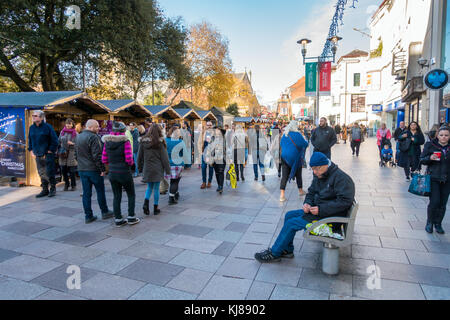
top-left (112, 121), bottom-right (126, 133)
top-left (310, 152), bottom-right (329, 167)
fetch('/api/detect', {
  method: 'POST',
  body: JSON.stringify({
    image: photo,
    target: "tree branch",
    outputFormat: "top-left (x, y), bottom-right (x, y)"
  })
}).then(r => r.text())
top-left (0, 49), bottom-right (35, 91)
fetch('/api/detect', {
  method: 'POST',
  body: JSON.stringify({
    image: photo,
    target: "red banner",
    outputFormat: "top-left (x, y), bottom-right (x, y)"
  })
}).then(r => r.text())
top-left (319, 62), bottom-right (331, 96)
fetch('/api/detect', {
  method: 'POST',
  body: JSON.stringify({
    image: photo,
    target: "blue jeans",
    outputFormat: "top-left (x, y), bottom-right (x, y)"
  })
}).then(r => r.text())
top-left (202, 156), bottom-right (214, 183)
top-left (253, 158), bottom-right (265, 178)
top-left (146, 182), bottom-right (160, 205)
top-left (79, 171), bottom-right (109, 219)
top-left (133, 153), bottom-right (139, 175)
top-left (271, 210), bottom-right (309, 257)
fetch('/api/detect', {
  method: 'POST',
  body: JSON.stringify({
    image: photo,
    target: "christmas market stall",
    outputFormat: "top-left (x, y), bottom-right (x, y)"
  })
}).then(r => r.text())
top-left (233, 117), bottom-right (256, 129)
top-left (196, 110), bottom-right (218, 127)
top-left (173, 108), bottom-right (201, 131)
top-left (145, 105), bottom-right (181, 127)
top-left (98, 100), bottom-right (151, 126)
top-left (0, 91), bottom-right (110, 186)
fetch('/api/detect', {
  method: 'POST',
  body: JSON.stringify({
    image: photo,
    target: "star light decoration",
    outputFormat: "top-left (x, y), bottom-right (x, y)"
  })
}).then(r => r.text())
top-left (320, 0), bottom-right (359, 62)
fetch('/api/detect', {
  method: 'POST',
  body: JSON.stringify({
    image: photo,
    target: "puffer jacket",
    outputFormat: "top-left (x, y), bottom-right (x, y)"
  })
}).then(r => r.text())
top-left (420, 139), bottom-right (450, 182)
top-left (59, 131), bottom-right (77, 167)
top-left (311, 125), bottom-right (337, 153)
top-left (303, 163), bottom-right (355, 223)
top-left (137, 137), bottom-right (171, 183)
top-left (75, 130), bottom-right (105, 173)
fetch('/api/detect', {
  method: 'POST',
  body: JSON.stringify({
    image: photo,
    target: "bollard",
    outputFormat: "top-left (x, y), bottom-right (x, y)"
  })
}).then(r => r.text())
top-left (322, 243), bottom-right (340, 275)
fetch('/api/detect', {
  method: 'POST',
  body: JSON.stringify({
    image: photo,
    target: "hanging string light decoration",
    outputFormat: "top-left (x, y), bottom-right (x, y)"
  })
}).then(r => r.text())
top-left (320, 0), bottom-right (358, 62)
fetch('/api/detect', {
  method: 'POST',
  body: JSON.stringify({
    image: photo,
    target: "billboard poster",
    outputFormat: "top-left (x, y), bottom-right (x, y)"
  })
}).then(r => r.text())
top-left (0, 107), bottom-right (26, 177)
top-left (98, 120), bottom-right (113, 137)
top-left (305, 62), bottom-right (317, 97)
top-left (319, 62), bottom-right (331, 96)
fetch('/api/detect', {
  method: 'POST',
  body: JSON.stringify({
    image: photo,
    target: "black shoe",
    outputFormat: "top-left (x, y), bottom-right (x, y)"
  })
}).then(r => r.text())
top-left (71, 186), bottom-right (76, 191)
top-left (281, 250), bottom-right (295, 259)
top-left (435, 224), bottom-right (445, 234)
top-left (48, 186), bottom-right (56, 197)
top-left (406, 177), bottom-right (411, 182)
top-left (237, 177), bottom-right (240, 182)
top-left (154, 205), bottom-right (161, 216)
top-left (254, 177), bottom-right (258, 181)
top-left (102, 211), bottom-right (114, 220)
top-left (64, 185), bottom-right (69, 192)
top-left (115, 219), bottom-right (127, 227)
top-left (36, 188), bottom-right (49, 198)
top-left (242, 176), bottom-right (245, 181)
top-left (175, 192), bottom-right (180, 200)
top-left (262, 175), bottom-right (266, 182)
top-left (169, 196), bottom-right (178, 205)
top-left (85, 216), bottom-right (98, 224)
top-left (127, 217), bottom-right (140, 225)
top-left (143, 199), bottom-right (150, 216)
top-left (278, 172), bottom-right (281, 178)
top-left (425, 222), bottom-right (434, 234)
top-left (216, 187), bottom-right (223, 194)
top-left (254, 249), bottom-right (281, 263)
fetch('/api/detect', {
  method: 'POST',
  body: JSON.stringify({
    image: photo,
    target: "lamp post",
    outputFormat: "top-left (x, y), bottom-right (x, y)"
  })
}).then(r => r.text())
top-left (297, 36), bottom-right (342, 125)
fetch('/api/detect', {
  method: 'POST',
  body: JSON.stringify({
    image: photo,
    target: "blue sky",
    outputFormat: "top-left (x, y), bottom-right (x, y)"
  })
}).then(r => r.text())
top-left (158, 0), bottom-right (381, 106)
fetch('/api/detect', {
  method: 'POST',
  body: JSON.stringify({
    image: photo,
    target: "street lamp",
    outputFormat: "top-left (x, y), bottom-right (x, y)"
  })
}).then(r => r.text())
top-left (297, 35), bottom-right (343, 125)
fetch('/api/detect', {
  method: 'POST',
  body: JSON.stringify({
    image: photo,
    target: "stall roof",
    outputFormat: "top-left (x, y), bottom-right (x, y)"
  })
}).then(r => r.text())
top-left (145, 105), bottom-right (181, 119)
top-left (173, 108), bottom-right (201, 119)
top-left (172, 100), bottom-right (203, 111)
top-left (0, 91), bottom-right (84, 107)
top-left (196, 110), bottom-right (218, 121)
top-left (234, 117), bottom-right (255, 123)
top-left (98, 99), bottom-right (151, 117)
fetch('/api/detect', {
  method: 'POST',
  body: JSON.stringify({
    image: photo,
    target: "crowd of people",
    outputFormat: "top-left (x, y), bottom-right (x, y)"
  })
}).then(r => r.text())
top-left (27, 109), bottom-right (448, 238)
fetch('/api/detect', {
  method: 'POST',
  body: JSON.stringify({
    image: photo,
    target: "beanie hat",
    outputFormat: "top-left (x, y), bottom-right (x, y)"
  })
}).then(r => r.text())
top-left (112, 121), bottom-right (126, 133)
top-left (310, 152), bottom-right (329, 167)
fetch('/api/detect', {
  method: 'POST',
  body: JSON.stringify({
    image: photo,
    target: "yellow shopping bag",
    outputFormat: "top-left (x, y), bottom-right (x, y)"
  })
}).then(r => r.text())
top-left (226, 164), bottom-right (238, 189)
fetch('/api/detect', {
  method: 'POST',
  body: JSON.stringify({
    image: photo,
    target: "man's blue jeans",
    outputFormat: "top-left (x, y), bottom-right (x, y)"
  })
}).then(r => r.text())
top-left (79, 171), bottom-right (109, 219)
top-left (271, 210), bottom-right (310, 257)
top-left (133, 153), bottom-right (139, 176)
top-left (253, 158), bottom-right (265, 178)
top-left (202, 157), bottom-right (214, 183)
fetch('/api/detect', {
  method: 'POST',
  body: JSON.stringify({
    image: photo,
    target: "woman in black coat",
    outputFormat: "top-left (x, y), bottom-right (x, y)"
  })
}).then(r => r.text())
top-left (420, 126), bottom-right (450, 234)
top-left (397, 121), bottom-right (425, 181)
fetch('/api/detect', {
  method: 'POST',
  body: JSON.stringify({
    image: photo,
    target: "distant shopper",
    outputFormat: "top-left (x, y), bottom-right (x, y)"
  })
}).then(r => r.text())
top-left (341, 124), bottom-right (348, 145)
top-left (398, 121), bottom-right (425, 181)
top-left (376, 123), bottom-right (392, 160)
top-left (58, 118), bottom-right (78, 191)
top-left (28, 110), bottom-right (59, 198)
top-left (75, 119), bottom-right (113, 223)
top-left (350, 122), bottom-right (364, 157)
top-left (102, 122), bottom-right (139, 227)
top-left (129, 122), bottom-right (140, 177)
top-left (207, 127), bottom-right (227, 194)
top-left (166, 126), bottom-right (188, 205)
top-left (335, 124), bottom-right (341, 144)
top-left (249, 125), bottom-right (269, 181)
top-left (200, 121), bottom-right (215, 189)
top-left (311, 117), bottom-right (337, 159)
top-left (138, 124), bottom-right (171, 216)
top-left (232, 124), bottom-right (249, 181)
top-left (394, 121), bottom-right (407, 163)
top-left (420, 126), bottom-right (450, 234)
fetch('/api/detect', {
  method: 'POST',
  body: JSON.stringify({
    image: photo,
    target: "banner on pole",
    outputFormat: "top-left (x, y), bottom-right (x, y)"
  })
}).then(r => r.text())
top-left (319, 62), bottom-right (331, 96)
top-left (305, 62), bottom-right (317, 97)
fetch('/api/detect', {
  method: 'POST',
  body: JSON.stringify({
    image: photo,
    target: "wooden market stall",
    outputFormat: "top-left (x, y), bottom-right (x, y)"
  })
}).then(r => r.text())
top-left (233, 117), bottom-right (256, 129)
top-left (98, 99), bottom-right (151, 125)
top-left (144, 105), bottom-right (181, 127)
top-left (173, 108), bottom-right (201, 131)
top-left (196, 110), bottom-right (218, 129)
top-left (0, 91), bottom-right (110, 186)
top-left (210, 106), bottom-right (234, 127)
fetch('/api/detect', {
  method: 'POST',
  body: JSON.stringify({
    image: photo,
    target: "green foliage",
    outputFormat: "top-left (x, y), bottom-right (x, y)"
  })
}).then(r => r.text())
top-left (143, 91), bottom-right (165, 106)
top-left (370, 41), bottom-right (383, 59)
top-left (226, 103), bottom-right (240, 117)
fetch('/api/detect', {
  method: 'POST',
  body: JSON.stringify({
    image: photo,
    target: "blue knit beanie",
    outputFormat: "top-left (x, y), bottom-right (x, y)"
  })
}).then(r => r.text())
top-left (310, 152), bottom-right (329, 167)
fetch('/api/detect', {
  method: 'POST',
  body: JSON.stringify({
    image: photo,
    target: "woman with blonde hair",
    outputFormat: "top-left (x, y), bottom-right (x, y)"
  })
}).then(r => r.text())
top-left (58, 118), bottom-right (78, 191)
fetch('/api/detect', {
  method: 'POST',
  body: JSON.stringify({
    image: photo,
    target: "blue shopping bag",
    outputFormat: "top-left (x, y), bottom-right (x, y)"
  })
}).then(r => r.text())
top-left (408, 172), bottom-right (431, 197)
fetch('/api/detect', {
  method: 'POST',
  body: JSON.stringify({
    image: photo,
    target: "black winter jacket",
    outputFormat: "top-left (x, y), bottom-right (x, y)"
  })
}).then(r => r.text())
top-left (75, 130), bottom-right (105, 173)
top-left (420, 139), bottom-right (450, 182)
top-left (138, 137), bottom-right (171, 183)
top-left (303, 163), bottom-right (355, 222)
top-left (311, 125), bottom-right (337, 154)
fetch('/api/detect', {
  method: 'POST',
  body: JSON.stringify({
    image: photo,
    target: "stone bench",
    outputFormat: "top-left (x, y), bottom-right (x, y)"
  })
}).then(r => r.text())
top-left (303, 201), bottom-right (359, 275)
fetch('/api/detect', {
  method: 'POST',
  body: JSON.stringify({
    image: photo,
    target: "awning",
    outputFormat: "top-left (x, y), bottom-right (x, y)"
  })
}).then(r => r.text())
top-left (145, 105), bottom-right (181, 119)
top-left (196, 110), bottom-right (218, 121)
top-left (99, 100), bottom-right (151, 118)
top-left (173, 108), bottom-right (201, 120)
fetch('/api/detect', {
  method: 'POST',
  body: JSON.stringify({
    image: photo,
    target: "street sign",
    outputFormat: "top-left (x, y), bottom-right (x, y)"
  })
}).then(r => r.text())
top-left (305, 62), bottom-right (317, 97)
top-left (319, 62), bottom-right (331, 96)
top-left (424, 69), bottom-right (449, 90)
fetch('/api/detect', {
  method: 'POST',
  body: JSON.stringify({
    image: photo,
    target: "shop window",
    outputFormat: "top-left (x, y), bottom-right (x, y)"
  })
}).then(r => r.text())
top-left (351, 94), bottom-right (366, 113)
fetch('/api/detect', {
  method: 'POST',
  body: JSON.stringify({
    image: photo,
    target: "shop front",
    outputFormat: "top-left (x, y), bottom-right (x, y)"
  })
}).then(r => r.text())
top-left (402, 76), bottom-right (425, 127)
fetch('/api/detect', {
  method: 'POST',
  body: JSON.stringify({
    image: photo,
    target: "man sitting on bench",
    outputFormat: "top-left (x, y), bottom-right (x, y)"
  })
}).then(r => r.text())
top-left (255, 152), bottom-right (355, 263)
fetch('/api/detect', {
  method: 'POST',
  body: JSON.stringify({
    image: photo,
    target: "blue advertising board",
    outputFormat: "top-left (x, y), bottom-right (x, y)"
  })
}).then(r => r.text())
top-left (0, 107), bottom-right (26, 177)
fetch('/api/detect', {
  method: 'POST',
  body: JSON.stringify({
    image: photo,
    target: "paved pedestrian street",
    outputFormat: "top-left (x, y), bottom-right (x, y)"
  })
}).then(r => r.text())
top-left (0, 138), bottom-right (449, 300)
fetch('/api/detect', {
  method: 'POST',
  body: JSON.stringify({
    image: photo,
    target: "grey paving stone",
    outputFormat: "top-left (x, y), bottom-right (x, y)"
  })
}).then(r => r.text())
top-left (240, 232), bottom-right (273, 246)
top-left (166, 268), bottom-right (214, 294)
top-left (48, 246), bottom-right (105, 265)
top-left (225, 222), bottom-right (251, 233)
top-left (45, 206), bottom-right (83, 217)
top-left (409, 220), bottom-right (450, 231)
top-left (133, 231), bottom-right (177, 245)
top-left (88, 237), bottom-right (137, 253)
top-left (212, 241), bottom-right (236, 257)
top-left (329, 294), bottom-right (367, 300)
top-left (353, 276), bottom-right (426, 300)
top-left (196, 218), bottom-right (232, 230)
top-left (230, 243), bottom-right (267, 260)
top-left (0, 255), bottom-right (62, 281)
top-left (297, 268), bottom-right (353, 296)
top-left (405, 251), bottom-right (450, 268)
top-left (168, 224), bottom-right (214, 237)
top-left (216, 213), bottom-right (254, 224)
top-left (19, 213), bottom-right (55, 223)
top-left (422, 241), bottom-right (450, 254)
top-left (82, 252), bottom-right (138, 274)
top-left (375, 261), bottom-right (450, 287)
top-left (38, 216), bottom-right (81, 228)
top-left (71, 273), bottom-right (145, 300)
top-left (352, 245), bottom-right (409, 264)
top-left (380, 237), bottom-right (427, 251)
top-left (0, 231), bottom-right (35, 250)
top-left (118, 259), bottom-right (184, 286)
top-left (35, 290), bottom-right (86, 300)
top-left (14, 240), bottom-right (73, 258)
top-left (421, 285), bottom-right (450, 300)
top-left (354, 225), bottom-right (396, 237)
top-left (31, 227), bottom-right (76, 241)
top-left (281, 252), bottom-right (321, 269)
top-left (31, 264), bottom-right (98, 292)
top-left (198, 275), bottom-right (253, 300)
top-left (255, 263), bottom-right (302, 287)
top-left (339, 258), bottom-right (376, 276)
top-left (395, 228), bottom-right (441, 242)
top-left (270, 284), bottom-right (329, 300)
top-left (0, 221), bottom-right (52, 236)
top-left (54, 231), bottom-right (109, 247)
top-left (210, 205), bottom-right (244, 214)
top-left (166, 235), bottom-right (222, 254)
top-left (205, 229), bottom-right (243, 244)
top-left (0, 248), bottom-right (21, 263)
top-left (246, 281), bottom-right (275, 300)
top-left (119, 242), bottom-right (182, 263)
top-left (0, 277), bottom-right (49, 300)
top-left (247, 222), bottom-right (277, 234)
top-left (169, 250), bottom-right (225, 273)
top-left (216, 256), bottom-right (261, 280)
top-left (352, 235), bottom-right (382, 247)
top-left (130, 283), bottom-right (197, 300)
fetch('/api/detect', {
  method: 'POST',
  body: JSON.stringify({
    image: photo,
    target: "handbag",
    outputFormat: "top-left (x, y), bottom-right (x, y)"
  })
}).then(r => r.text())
top-left (408, 172), bottom-right (431, 197)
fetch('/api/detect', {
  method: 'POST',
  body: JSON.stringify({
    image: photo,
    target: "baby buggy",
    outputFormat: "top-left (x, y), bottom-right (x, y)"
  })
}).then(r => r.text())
top-left (379, 139), bottom-right (396, 168)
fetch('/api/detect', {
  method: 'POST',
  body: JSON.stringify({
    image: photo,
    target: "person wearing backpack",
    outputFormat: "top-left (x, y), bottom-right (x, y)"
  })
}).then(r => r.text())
top-left (398, 121), bottom-right (425, 182)
top-left (279, 121), bottom-right (309, 202)
top-left (350, 122), bottom-right (363, 157)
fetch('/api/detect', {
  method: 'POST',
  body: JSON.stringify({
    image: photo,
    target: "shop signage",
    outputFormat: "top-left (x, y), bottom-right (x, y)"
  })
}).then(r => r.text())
top-left (0, 107), bottom-right (26, 177)
top-left (372, 105), bottom-right (383, 112)
top-left (319, 62), bottom-right (331, 96)
top-left (424, 69), bottom-right (449, 90)
top-left (305, 62), bottom-right (317, 97)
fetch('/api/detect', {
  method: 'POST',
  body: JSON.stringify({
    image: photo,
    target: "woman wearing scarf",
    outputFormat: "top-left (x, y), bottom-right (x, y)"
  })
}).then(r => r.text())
top-left (58, 118), bottom-right (78, 191)
top-left (420, 126), bottom-right (450, 234)
top-left (376, 123), bottom-right (392, 160)
top-left (398, 121), bottom-right (425, 181)
top-left (206, 127), bottom-right (227, 194)
top-left (279, 121), bottom-right (309, 202)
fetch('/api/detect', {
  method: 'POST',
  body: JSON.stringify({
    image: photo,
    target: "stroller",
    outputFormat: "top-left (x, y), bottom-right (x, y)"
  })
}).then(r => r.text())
top-left (379, 138), bottom-right (396, 168)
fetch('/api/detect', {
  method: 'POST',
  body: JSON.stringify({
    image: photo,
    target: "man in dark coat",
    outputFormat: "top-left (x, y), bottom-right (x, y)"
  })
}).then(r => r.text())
top-left (28, 110), bottom-right (59, 198)
top-left (311, 118), bottom-right (337, 159)
top-left (255, 152), bottom-right (355, 263)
